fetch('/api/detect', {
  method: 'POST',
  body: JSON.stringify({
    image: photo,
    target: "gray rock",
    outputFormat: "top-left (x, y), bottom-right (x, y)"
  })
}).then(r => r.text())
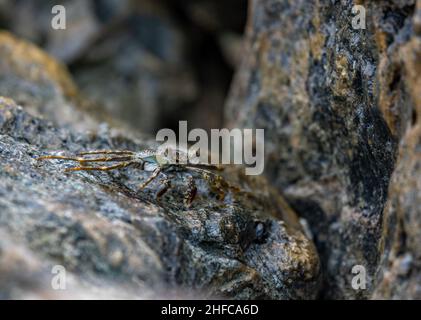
top-left (72, 11), bottom-right (198, 134)
top-left (0, 0), bottom-right (103, 63)
top-left (226, 0), bottom-right (420, 298)
top-left (0, 0), bottom-right (234, 134)
top-left (0, 31), bottom-right (99, 132)
top-left (0, 96), bottom-right (320, 299)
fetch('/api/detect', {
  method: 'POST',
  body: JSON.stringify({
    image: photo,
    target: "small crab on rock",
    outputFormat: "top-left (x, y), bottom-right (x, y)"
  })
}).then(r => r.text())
top-left (36, 148), bottom-right (227, 205)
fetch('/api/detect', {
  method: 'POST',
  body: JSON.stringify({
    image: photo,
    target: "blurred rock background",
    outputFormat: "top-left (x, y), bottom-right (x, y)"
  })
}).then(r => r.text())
top-left (0, 0), bottom-right (247, 134)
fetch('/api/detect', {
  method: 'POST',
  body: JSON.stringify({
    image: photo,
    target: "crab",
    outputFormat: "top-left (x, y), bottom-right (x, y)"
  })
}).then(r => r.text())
top-left (36, 148), bottom-right (226, 205)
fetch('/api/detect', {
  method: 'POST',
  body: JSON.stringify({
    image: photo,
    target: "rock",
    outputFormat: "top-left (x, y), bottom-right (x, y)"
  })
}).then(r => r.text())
top-left (226, 0), bottom-right (420, 298)
top-left (0, 31), bottom-right (99, 132)
top-left (5, 0), bottom-right (419, 301)
top-left (0, 96), bottom-right (320, 299)
top-left (0, 0), bottom-right (102, 63)
top-left (0, 0), bottom-right (241, 134)
top-left (71, 2), bottom-right (198, 134)
top-left (0, 31), bottom-right (146, 140)
top-left (373, 22), bottom-right (421, 297)
top-left (0, 230), bottom-right (196, 299)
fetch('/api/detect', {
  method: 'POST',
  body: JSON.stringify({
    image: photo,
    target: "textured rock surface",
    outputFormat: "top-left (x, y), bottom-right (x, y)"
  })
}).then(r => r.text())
top-left (0, 30), bottom-right (150, 142)
top-left (0, 0), bottom-right (247, 134)
top-left (0, 93), bottom-right (320, 299)
top-left (2, 0), bottom-right (420, 301)
top-left (373, 11), bottom-right (421, 298)
top-left (226, 0), bottom-right (420, 298)
top-left (70, 0), bottom-right (198, 133)
top-left (0, 31), bottom-right (100, 132)
top-left (0, 0), bottom-right (102, 63)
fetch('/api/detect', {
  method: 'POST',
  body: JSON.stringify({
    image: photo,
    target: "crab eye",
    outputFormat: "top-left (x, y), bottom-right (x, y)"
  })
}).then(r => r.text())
top-left (155, 154), bottom-right (168, 165)
top-left (254, 221), bottom-right (267, 243)
top-left (239, 220), bottom-right (268, 250)
top-left (255, 222), bottom-right (265, 239)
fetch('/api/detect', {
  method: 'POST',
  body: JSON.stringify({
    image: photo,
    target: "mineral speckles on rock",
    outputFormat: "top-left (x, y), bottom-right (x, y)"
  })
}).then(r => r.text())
top-left (226, 0), bottom-right (420, 298)
top-left (0, 98), bottom-right (321, 299)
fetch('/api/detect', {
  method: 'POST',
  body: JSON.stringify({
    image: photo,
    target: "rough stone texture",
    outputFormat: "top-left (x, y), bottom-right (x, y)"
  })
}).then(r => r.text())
top-left (0, 31), bottom-right (99, 132)
top-left (2, 0), bottom-right (420, 301)
top-left (373, 10), bottom-right (421, 298)
top-left (0, 96), bottom-right (320, 299)
top-left (71, 3), bottom-right (198, 134)
top-left (0, 30), bottom-right (151, 143)
top-left (0, 28), bottom-right (321, 299)
top-left (0, 229), bottom-right (201, 299)
top-left (0, 0), bottom-right (103, 63)
top-left (226, 0), bottom-right (421, 298)
top-left (0, 0), bottom-right (247, 134)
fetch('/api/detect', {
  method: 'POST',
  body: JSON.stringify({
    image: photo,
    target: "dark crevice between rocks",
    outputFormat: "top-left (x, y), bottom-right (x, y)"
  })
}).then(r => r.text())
top-left (380, 3), bottom-right (416, 47)
top-left (411, 108), bottom-right (418, 127)
top-left (157, 0), bottom-right (247, 133)
top-left (288, 198), bottom-right (328, 299)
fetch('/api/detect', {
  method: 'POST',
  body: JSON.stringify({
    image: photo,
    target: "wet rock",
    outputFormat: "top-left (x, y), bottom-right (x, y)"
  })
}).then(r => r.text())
top-left (226, 0), bottom-right (420, 298)
top-left (0, 97), bottom-right (320, 299)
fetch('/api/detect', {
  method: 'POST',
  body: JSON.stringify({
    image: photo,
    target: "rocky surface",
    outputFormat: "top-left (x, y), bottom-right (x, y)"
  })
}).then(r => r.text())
top-left (0, 96), bottom-right (320, 299)
top-left (69, 0), bottom-right (198, 133)
top-left (1, 0), bottom-right (420, 300)
top-left (226, 0), bottom-right (421, 298)
top-left (0, 31), bottom-right (99, 132)
top-left (0, 16), bottom-right (322, 299)
top-left (373, 13), bottom-right (421, 298)
top-left (4, 4), bottom-right (324, 300)
top-left (0, 0), bottom-right (247, 134)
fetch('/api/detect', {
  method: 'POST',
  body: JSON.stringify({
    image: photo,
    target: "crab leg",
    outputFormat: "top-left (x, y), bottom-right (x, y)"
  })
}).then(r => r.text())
top-left (78, 150), bottom-right (134, 156)
top-left (64, 161), bottom-right (134, 172)
top-left (187, 163), bottom-right (223, 171)
top-left (187, 166), bottom-right (220, 177)
top-left (155, 173), bottom-right (171, 200)
top-left (184, 175), bottom-right (197, 206)
top-left (139, 168), bottom-right (161, 190)
top-left (37, 155), bottom-right (133, 163)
